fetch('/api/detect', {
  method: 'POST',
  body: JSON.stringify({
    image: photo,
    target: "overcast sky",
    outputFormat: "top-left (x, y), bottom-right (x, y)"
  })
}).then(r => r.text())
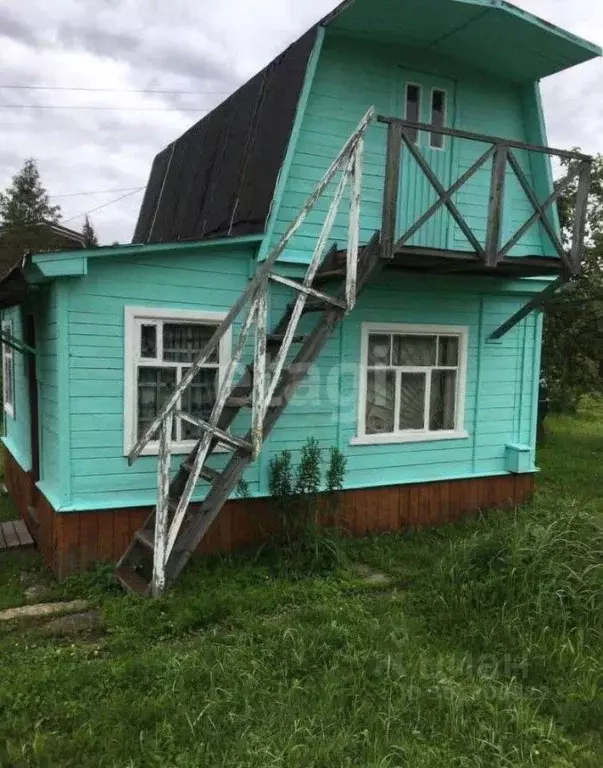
top-left (1, 0), bottom-right (601, 245)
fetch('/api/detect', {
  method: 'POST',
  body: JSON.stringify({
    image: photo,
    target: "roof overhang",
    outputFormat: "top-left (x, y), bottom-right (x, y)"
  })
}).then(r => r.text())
top-left (323, 0), bottom-right (601, 81)
top-left (0, 234), bottom-right (264, 310)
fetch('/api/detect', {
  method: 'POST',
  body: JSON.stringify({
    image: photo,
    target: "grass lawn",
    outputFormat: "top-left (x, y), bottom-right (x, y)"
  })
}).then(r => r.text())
top-left (0, 401), bottom-right (601, 767)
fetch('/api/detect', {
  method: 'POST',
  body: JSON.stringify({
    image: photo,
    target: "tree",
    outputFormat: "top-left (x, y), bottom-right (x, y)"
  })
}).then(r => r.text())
top-left (542, 154), bottom-right (603, 413)
top-left (0, 159), bottom-right (62, 267)
top-left (82, 215), bottom-right (99, 247)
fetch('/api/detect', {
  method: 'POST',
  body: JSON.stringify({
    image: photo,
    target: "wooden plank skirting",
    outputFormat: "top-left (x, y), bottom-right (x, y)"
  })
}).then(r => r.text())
top-left (3, 446), bottom-right (535, 581)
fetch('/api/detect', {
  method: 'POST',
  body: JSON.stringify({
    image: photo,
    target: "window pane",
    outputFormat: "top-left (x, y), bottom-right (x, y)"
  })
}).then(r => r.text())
top-left (393, 335), bottom-right (437, 367)
top-left (137, 367), bottom-right (177, 439)
top-left (430, 370), bottom-right (457, 431)
top-left (405, 84), bottom-right (420, 143)
top-left (367, 334), bottom-right (391, 367)
top-left (430, 90), bottom-right (446, 149)
top-left (438, 336), bottom-right (459, 366)
top-left (399, 372), bottom-right (426, 430)
top-left (366, 369), bottom-right (395, 435)
top-left (181, 368), bottom-right (219, 440)
top-left (141, 324), bottom-right (157, 359)
top-left (163, 323), bottom-right (217, 363)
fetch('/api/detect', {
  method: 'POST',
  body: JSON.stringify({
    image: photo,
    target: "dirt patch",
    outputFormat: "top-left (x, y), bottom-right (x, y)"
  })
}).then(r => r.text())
top-left (0, 600), bottom-right (90, 622)
top-left (351, 563), bottom-right (392, 585)
top-left (42, 611), bottom-right (103, 638)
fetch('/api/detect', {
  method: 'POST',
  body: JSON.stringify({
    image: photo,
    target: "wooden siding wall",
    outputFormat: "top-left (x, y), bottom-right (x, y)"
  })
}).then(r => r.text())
top-left (56, 250), bottom-right (542, 512)
top-left (268, 34), bottom-right (554, 263)
top-left (64, 246), bottom-right (259, 511)
top-left (266, 269), bottom-right (542, 490)
top-left (1, 306), bottom-right (32, 471)
top-left (4, 445), bottom-right (535, 580)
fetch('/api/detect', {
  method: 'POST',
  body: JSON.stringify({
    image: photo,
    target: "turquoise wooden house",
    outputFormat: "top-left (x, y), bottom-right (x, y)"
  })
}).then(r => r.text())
top-left (1, 0), bottom-right (599, 593)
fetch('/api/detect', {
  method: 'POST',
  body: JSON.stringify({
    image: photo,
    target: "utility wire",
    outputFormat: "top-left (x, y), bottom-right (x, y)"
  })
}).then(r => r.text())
top-left (0, 85), bottom-right (229, 95)
top-left (62, 188), bottom-right (145, 224)
top-left (0, 104), bottom-right (210, 112)
top-left (51, 186), bottom-right (145, 199)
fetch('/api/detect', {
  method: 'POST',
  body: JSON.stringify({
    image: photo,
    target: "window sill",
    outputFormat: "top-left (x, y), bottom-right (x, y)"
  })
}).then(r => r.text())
top-left (350, 430), bottom-right (469, 446)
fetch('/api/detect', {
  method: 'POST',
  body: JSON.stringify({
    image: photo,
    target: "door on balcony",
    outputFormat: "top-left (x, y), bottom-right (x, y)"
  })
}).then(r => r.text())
top-left (397, 71), bottom-right (456, 251)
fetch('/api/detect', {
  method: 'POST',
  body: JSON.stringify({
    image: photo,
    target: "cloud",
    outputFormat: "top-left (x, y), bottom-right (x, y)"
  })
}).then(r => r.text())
top-left (0, 0), bottom-right (601, 244)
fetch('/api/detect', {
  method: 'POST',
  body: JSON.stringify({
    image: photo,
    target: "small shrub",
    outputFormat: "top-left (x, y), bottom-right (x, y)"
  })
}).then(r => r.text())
top-left (267, 439), bottom-right (347, 573)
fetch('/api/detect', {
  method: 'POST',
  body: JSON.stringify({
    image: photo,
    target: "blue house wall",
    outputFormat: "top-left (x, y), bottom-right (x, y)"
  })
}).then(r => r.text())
top-left (264, 32), bottom-right (556, 264)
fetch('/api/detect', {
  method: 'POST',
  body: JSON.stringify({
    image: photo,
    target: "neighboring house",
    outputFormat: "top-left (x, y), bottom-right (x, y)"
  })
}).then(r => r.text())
top-left (0, 222), bottom-right (86, 310)
top-left (0, 0), bottom-right (600, 587)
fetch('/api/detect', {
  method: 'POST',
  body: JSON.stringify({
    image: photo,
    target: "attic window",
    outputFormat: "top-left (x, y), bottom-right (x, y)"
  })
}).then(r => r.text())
top-left (405, 84), bottom-right (421, 144)
top-left (430, 90), bottom-right (447, 149)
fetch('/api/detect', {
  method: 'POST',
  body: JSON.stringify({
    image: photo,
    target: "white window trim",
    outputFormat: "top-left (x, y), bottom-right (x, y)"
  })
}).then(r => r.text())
top-left (352, 322), bottom-right (469, 446)
top-left (429, 87), bottom-right (448, 151)
top-left (123, 307), bottom-right (232, 457)
top-left (2, 319), bottom-right (15, 419)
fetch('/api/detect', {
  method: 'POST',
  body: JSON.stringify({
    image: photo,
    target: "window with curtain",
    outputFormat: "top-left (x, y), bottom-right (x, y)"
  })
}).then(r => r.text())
top-left (359, 325), bottom-right (467, 443)
top-left (124, 309), bottom-right (230, 454)
top-left (2, 320), bottom-right (15, 418)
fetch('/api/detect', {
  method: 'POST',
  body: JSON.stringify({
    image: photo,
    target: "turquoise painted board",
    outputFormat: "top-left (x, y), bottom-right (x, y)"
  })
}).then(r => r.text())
top-left (1, 306), bottom-right (31, 471)
top-left (267, 33), bottom-right (557, 265)
top-left (48, 244), bottom-right (544, 512)
top-left (60, 244), bottom-right (259, 512)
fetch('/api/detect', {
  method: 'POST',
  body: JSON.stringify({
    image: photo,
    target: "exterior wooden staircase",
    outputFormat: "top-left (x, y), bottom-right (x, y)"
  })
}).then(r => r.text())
top-left (116, 108), bottom-right (379, 597)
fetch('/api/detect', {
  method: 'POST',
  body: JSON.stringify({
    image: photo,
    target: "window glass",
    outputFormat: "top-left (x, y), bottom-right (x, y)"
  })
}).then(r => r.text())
top-left (163, 323), bottom-right (217, 363)
top-left (430, 370), bottom-right (457, 430)
top-left (405, 84), bottom-right (421, 144)
top-left (366, 370), bottom-right (396, 435)
top-left (438, 336), bottom-right (459, 366)
top-left (399, 372), bottom-right (426, 430)
top-left (141, 324), bottom-right (157, 359)
top-left (137, 367), bottom-right (176, 439)
top-left (430, 90), bottom-right (446, 149)
top-left (368, 334), bottom-right (391, 367)
top-left (181, 368), bottom-right (219, 440)
top-left (393, 335), bottom-right (437, 367)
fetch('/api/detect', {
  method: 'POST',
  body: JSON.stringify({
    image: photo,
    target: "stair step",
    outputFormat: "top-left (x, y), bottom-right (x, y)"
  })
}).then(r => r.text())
top-left (312, 269), bottom-right (346, 285)
top-left (175, 411), bottom-right (253, 453)
top-left (116, 566), bottom-right (150, 596)
top-left (183, 462), bottom-right (222, 484)
top-left (135, 529), bottom-right (155, 552)
top-left (286, 299), bottom-right (330, 314)
top-left (267, 334), bottom-right (307, 346)
top-left (225, 395), bottom-right (252, 408)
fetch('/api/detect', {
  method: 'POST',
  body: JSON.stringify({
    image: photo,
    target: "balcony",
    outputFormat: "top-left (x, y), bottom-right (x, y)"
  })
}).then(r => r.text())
top-left (378, 115), bottom-right (592, 278)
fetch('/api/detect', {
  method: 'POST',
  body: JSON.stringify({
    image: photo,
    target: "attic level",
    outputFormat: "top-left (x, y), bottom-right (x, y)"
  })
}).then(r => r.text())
top-left (133, 0), bottom-right (600, 278)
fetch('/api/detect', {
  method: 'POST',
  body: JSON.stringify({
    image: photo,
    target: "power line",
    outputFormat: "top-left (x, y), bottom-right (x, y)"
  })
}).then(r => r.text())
top-left (51, 186), bottom-right (145, 199)
top-left (0, 104), bottom-right (209, 112)
top-left (0, 84), bottom-right (229, 95)
top-left (62, 188), bottom-right (145, 224)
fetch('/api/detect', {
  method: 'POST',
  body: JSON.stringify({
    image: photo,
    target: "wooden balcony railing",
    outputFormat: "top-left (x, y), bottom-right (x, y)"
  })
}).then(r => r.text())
top-left (378, 115), bottom-right (592, 276)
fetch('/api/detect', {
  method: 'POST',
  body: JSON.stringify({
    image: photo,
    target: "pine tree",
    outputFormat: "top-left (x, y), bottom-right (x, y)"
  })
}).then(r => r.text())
top-left (82, 215), bottom-right (99, 247)
top-left (0, 159), bottom-right (62, 267)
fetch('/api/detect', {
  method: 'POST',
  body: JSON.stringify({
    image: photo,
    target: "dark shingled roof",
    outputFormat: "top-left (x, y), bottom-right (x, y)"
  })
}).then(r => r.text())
top-left (133, 28), bottom-right (320, 245)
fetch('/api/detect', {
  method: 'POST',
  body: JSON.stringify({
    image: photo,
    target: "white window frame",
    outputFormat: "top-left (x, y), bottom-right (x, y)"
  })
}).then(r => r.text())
top-left (124, 307), bottom-right (232, 456)
top-left (2, 319), bottom-right (15, 419)
top-left (429, 87), bottom-right (448, 151)
top-left (352, 323), bottom-right (469, 446)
